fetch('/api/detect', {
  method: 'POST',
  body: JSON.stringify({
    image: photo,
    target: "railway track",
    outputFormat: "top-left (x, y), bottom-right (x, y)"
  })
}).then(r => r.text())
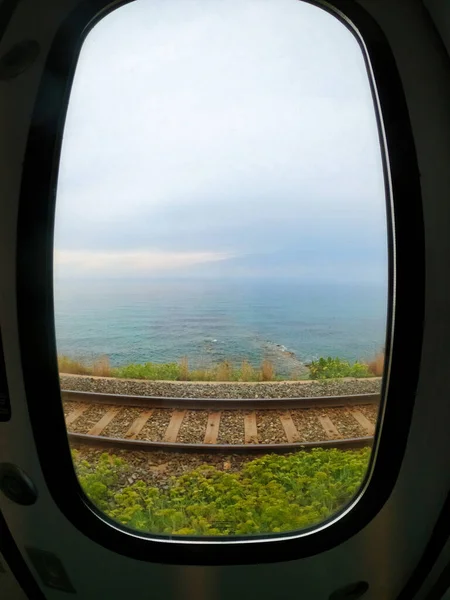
top-left (63, 390), bottom-right (380, 453)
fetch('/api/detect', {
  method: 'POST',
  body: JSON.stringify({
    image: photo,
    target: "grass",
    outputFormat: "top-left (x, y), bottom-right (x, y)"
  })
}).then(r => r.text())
top-left (367, 351), bottom-right (385, 376)
top-left (58, 355), bottom-right (286, 382)
top-left (58, 353), bottom-right (384, 382)
top-left (240, 360), bottom-right (255, 382)
top-left (308, 357), bottom-right (372, 379)
top-left (58, 355), bottom-right (111, 376)
top-left (216, 360), bottom-right (233, 382)
top-left (72, 447), bottom-right (371, 536)
top-left (261, 359), bottom-right (274, 381)
top-left (179, 357), bottom-right (189, 381)
top-left (114, 362), bottom-right (181, 380)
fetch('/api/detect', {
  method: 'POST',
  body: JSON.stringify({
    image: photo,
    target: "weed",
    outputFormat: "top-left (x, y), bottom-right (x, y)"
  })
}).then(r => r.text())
top-left (179, 357), bottom-right (189, 381)
top-left (367, 352), bottom-right (384, 376)
top-left (261, 359), bottom-right (274, 381)
top-left (92, 356), bottom-right (111, 377)
top-left (59, 354), bottom-right (378, 382)
top-left (309, 357), bottom-right (371, 379)
top-left (58, 355), bottom-right (91, 375)
top-left (216, 360), bottom-right (233, 381)
top-left (72, 448), bottom-right (370, 536)
top-left (114, 362), bottom-right (181, 380)
top-left (189, 368), bottom-right (212, 381)
top-left (240, 360), bottom-right (255, 382)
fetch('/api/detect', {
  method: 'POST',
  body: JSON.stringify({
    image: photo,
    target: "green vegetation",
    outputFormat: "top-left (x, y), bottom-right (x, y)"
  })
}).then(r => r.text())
top-left (59, 355), bottom-right (294, 382)
top-left (308, 357), bottom-right (371, 379)
top-left (72, 448), bottom-right (370, 536)
top-left (59, 353), bottom-right (382, 382)
top-left (114, 362), bottom-right (182, 380)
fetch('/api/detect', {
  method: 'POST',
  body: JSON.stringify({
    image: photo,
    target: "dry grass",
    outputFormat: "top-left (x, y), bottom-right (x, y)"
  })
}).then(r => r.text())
top-left (59, 355), bottom-right (111, 376)
top-left (58, 355), bottom-right (91, 375)
top-left (367, 352), bottom-right (385, 376)
top-left (92, 356), bottom-right (111, 377)
top-left (59, 351), bottom-right (383, 382)
top-left (58, 354), bottom-right (279, 382)
top-left (189, 368), bottom-right (211, 381)
top-left (261, 359), bottom-right (274, 382)
top-left (179, 357), bottom-right (189, 381)
top-left (216, 360), bottom-right (233, 381)
top-left (241, 360), bottom-right (255, 382)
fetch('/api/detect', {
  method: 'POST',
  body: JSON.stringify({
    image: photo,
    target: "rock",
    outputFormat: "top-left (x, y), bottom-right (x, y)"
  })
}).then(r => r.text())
top-left (60, 374), bottom-right (381, 400)
top-left (149, 463), bottom-right (169, 474)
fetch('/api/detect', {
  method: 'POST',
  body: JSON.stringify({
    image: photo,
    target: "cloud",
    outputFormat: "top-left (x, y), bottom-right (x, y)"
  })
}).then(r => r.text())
top-left (54, 249), bottom-right (233, 277)
top-left (54, 0), bottom-right (387, 281)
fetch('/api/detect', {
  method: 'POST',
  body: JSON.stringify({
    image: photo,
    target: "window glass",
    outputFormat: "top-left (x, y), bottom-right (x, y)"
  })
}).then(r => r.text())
top-left (54, 0), bottom-right (388, 538)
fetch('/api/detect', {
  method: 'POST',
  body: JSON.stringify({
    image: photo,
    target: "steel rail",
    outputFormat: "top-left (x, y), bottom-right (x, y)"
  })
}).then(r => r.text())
top-left (68, 432), bottom-right (374, 454)
top-left (62, 389), bottom-right (380, 410)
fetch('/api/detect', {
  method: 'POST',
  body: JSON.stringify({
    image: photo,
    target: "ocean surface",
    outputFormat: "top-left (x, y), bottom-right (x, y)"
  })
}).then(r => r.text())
top-left (54, 279), bottom-right (387, 375)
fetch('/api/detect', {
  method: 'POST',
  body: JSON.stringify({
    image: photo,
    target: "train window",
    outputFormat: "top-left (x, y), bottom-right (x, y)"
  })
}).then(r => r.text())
top-left (53, 0), bottom-right (389, 540)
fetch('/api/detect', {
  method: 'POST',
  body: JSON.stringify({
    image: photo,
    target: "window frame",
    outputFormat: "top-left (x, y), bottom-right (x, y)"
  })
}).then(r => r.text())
top-left (15, 0), bottom-right (424, 565)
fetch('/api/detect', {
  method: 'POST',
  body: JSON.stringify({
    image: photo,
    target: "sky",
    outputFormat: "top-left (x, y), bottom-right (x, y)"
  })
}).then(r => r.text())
top-left (54, 0), bottom-right (387, 283)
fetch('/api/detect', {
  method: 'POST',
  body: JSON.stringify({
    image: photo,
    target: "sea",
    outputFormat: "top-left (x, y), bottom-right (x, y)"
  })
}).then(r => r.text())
top-left (54, 279), bottom-right (387, 376)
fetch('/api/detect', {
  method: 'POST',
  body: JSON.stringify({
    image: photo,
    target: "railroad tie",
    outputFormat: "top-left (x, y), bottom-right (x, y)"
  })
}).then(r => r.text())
top-left (204, 412), bottom-right (221, 444)
top-left (244, 412), bottom-right (258, 444)
top-left (349, 410), bottom-right (375, 435)
top-left (125, 410), bottom-right (154, 439)
top-left (65, 405), bottom-right (88, 426)
top-left (163, 410), bottom-right (187, 443)
top-left (88, 407), bottom-right (121, 436)
top-left (317, 415), bottom-right (340, 439)
top-left (279, 411), bottom-right (301, 443)
top-left (65, 393), bottom-right (378, 451)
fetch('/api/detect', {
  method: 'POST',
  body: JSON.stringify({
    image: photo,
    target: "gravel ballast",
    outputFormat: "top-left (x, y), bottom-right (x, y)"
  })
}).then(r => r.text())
top-left (177, 410), bottom-right (209, 444)
top-left (63, 401), bottom-right (83, 418)
top-left (291, 409), bottom-right (330, 442)
top-left (65, 404), bottom-right (378, 442)
top-left (359, 404), bottom-right (380, 422)
top-left (323, 407), bottom-right (367, 438)
top-left (217, 411), bottom-right (245, 444)
top-left (101, 408), bottom-right (142, 438)
top-left (60, 373), bottom-right (381, 399)
top-left (70, 404), bottom-right (116, 434)
top-left (63, 372), bottom-right (380, 445)
top-left (136, 409), bottom-right (171, 442)
top-left (256, 410), bottom-right (287, 443)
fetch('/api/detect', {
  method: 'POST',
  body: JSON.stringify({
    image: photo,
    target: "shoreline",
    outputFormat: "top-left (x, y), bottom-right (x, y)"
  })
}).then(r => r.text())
top-left (60, 373), bottom-right (382, 399)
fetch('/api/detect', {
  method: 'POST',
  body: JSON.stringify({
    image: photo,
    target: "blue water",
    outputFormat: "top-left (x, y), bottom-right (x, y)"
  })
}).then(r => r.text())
top-left (54, 279), bottom-right (387, 375)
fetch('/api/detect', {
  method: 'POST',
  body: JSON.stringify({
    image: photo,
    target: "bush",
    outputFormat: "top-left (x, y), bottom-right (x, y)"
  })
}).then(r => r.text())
top-left (309, 357), bottom-right (371, 379)
top-left (92, 356), bottom-right (111, 377)
top-left (72, 448), bottom-right (370, 536)
top-left (261, 359), bottom-right (274, 381)
top-left (179, 357), bottom-right (189, 381)
top-left (82, 358), bottom-right (279, 382)
top-left (58, 355), bottom-right (92, 375)
top-left (215, 360), bottom-right (233, 381)
top-left (59, 354), bottom-right (376, 382)
top-left (113, 362), bottom-right (181, 380)
top-left (367, 352), bottom-right (384, 376)
top-left (240, 360), bottom-right (256, 382)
